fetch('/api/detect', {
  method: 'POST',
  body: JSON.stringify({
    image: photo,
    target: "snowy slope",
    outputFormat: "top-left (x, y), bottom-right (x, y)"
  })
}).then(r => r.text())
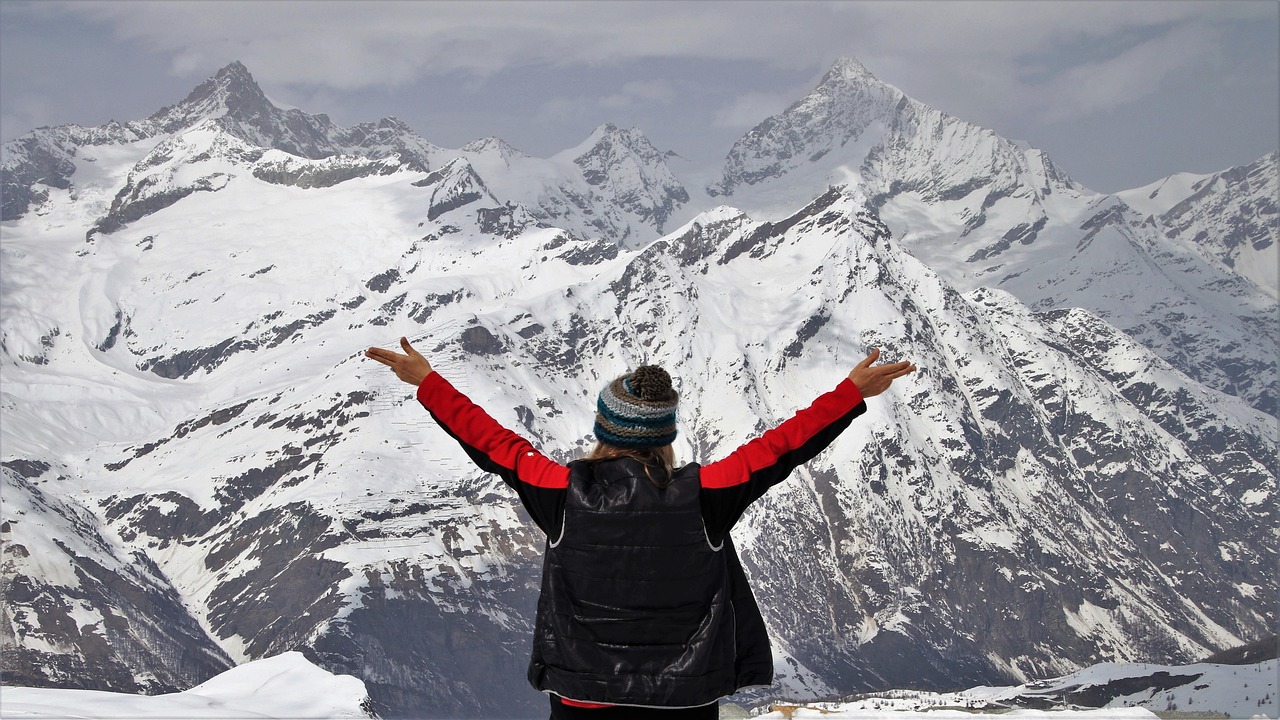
top-left (1117, 151), bottom-right (1278, 294)
top-left (1, 60), bottom-right (1275, 719)
top-left (1, 651), bottom-right (375, 718)
top-left (6, 655), bottom-right (1270, 719)
top-left (966, 658), bottom-right (1278, 717)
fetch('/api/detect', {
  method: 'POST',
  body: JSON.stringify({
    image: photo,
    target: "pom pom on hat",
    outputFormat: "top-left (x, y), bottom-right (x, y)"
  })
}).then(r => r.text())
top-left (594, 365), bottom-right (679, 448)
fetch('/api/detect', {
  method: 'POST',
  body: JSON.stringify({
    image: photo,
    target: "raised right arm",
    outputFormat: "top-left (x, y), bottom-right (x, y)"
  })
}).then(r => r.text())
top-left (699, 348), bottom-right (915, 544)
top-left (699, 378), bottom-right (866, 544)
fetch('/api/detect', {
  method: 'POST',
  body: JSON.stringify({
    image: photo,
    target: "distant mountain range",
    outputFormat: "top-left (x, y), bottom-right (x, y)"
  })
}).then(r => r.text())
top-left (2, 59), bottom-right (1274, 719)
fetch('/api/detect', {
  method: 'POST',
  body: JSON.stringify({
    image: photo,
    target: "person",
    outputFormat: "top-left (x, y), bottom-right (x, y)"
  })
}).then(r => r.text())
top-left (365, 337), bottom-right (916, 719)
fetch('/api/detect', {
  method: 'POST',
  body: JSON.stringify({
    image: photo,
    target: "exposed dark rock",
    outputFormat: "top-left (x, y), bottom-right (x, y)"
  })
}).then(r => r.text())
top-left (140, 309), bottom-right (335, 379)
top-left (253, 159), bottom-right (400, 188)
top-left (721, 187), bottom-right (844, 264)
top-left (308, 561), bottom-right (543, 719)
top-left (366, 269), bottom-right (401, 293)
top-left (94, 173), bottom-right (230, 235)
top-left (459, 326), bottom-right (505, 356)
top-left (968, 216), bottom-right (1048, 262)
top-left (203, 503), bottom-right (351, 659)
top-left (784, 312), bottom-right (830, 358)
top-left (1, 459), bottom-right (50, 479)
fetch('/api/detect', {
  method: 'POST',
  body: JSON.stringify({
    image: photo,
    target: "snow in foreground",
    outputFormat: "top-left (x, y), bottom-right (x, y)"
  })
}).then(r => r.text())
top-left (755, 709), bottom-right (1155, 720)
top-left (1, 654), bottom-right (1275, 719)
top-left (0, 652), bottom-right (374, 719)
top-left (755, 658), bottom-right (1277, 719)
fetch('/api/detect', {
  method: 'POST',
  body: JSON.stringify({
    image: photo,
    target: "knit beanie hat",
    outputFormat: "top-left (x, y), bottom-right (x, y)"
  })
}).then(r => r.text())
top-left (594, 365), bottom-right (679, 448)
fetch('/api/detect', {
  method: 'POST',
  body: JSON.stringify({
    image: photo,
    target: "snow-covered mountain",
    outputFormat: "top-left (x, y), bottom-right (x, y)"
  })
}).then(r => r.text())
top-left (2, 62), bottom-right (690, 247)
top-left (1, 467), bottom-right (233, 692)
top-left (703, 57), bottom-right (1277, 418)
top-left (1117, 151), bottom-right (1278, 293)
top-left (1, 60), bottom-right (1274, 719)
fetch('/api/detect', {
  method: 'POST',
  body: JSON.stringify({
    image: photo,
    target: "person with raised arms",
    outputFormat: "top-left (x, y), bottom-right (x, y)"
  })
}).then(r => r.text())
top-left (366, 337), bottom-right (915, 719)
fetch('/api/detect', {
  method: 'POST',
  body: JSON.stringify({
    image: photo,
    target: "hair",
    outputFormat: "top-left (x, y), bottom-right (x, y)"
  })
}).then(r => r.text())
top-left (586, 442), bottom-right (676, 487)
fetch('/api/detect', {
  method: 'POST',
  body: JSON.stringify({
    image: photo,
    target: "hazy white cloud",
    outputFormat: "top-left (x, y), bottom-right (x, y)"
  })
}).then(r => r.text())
top-left (4, 0), bottom-right (1274, 189)
top-left (49, 0), bottom-right (1270, 130)
top-left (601, 80), bottom-right (677, 109)
top-left (532, 95), bottom-right (597, 127)
top-left (58, 1), bottom-right (787, 88)
top-left (712, 91), bottom-right (798, 130)
top-left (533, 80), bottom-right (677, 132)
top-left (1029, 23), bottom-right (1221, 125)
top-left (0, 95), bottom-right (50, 140)
top-left (850, 3), bottom-right (1267, 112)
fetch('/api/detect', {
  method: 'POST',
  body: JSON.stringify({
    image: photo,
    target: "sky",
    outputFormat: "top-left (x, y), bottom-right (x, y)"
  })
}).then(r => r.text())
top-left (0, 0), bottom-right (1276, 193)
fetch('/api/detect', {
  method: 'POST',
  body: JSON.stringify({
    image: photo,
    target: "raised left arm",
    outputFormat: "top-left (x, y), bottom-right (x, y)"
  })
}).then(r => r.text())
top-left (365, 338), bottom-right (569, 536)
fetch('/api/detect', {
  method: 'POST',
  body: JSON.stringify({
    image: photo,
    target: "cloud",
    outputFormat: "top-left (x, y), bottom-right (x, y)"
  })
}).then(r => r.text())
top-left (36, 1), bottom-right (867, 90)
top-left (50, 1), bottom-right (737, 88)
top-left (25, 0), bottom-right (1278, 137)
top-left (1, 95), bottom-right (50, 140)
top-left (532, 95), bottom-right (597, 126)
top-left (712, 91), bottom-right (797, 129)
top-left (533, 80), bottom-right (676, 130)
top-left (1028, 23), bottom-right (1221, 125)
top-left (601, 80), bottom-right (677, 109)
top-left (60, 3), bottom-right (1260, 108)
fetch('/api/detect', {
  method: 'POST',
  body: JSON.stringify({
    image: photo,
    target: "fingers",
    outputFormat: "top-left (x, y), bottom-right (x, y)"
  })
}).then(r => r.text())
top-left (367, 339), bottom-right (432, 387)
top-left (881, 360), bottom-right (916, 377)
top-left (847, 349), bottom-right (917, 398)
top-left (875, 363), bottom-right (916, 382)
top-left (855, 347), bottom-right (880, 369)
top-left (364, 347), bottom-right (401, 367)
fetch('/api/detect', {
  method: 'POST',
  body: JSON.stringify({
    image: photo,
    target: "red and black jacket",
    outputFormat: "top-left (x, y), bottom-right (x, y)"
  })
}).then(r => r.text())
top-left (416, 372), bottom-right (866, 707)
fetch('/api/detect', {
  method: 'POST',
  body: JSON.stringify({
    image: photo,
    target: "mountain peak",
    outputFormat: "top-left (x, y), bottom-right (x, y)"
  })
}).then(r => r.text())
top-left (708, 57), bottom-right (905, 197)
top-left (822, 56), bottom-right (879, 85)
top-left (591, 122), bottom-right (623, 137)
top-left (565, 122), bottom-right (688, 237)
top-left (571, 123), bottom-right (657, 160)
top-left (214, 60), bottom-right (255, 85)
top-left (142, 60), bottom-right (276, 137)
top-left (461, 136), bottom-right (526, 159)
top-left (181, 62), bottom-right (270, 116)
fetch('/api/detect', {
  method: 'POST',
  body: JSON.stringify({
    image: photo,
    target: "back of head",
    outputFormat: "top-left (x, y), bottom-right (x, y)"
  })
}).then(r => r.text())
top-left (594, 365), bottom-right (679, 449)
top-left (592, 365), bottom-right (679, 484)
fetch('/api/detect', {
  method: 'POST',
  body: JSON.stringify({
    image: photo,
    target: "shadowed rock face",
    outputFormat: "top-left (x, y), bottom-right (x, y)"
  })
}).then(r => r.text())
top-left (1, 471), bottom-right (234, 693)
top-left (310, 566), bottom-right (544, 719)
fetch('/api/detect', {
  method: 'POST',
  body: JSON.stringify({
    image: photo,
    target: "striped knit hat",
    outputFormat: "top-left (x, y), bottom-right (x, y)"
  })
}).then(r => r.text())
top-left (594, 365), bottom-right (679, 448)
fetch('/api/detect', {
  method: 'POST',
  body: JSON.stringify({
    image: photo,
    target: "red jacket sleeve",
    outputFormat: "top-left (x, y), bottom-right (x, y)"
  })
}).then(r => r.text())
top-left (699, 378), bottom-right (866, 543)
top-left (416, 372), bottom-right (569, 534)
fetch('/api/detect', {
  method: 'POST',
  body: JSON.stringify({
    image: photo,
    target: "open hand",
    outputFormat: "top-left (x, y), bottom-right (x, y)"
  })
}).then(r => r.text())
top-left (848, 348), bottom-right (916, 397)
top-left (365, 337), bottom-right (433, 386)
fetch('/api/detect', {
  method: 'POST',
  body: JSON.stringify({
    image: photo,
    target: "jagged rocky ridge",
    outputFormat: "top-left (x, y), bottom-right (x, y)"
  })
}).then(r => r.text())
top-left (703, 57), bottom-right (1277, 417)
top-left (1, 464), bottom-right (234, 692)
top-left (2, 62), bottom-right (691, 250)
top-left (1, 60), bottom-right (1275, 719)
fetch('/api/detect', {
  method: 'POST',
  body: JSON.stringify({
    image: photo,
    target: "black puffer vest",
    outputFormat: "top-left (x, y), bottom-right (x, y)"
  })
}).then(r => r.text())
top-left (527, 458), bottom-right (772, 707)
